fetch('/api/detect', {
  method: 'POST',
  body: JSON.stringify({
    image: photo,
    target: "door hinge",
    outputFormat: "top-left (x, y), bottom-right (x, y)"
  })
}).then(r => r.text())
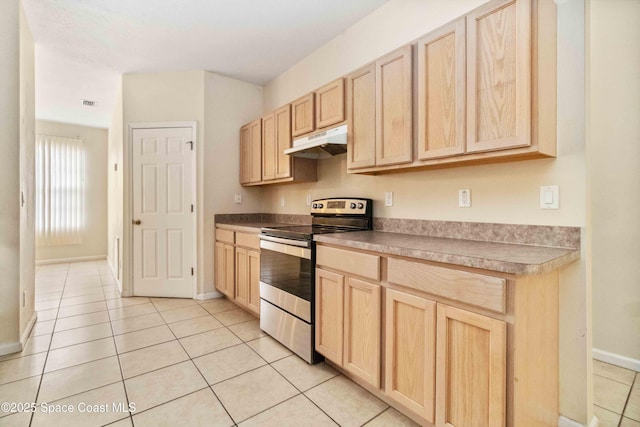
top-left (191, 204), bottom-right (194, 213)
top-left (191, 267), bottom-right (194, 276)
top-left (186, 141), bottom-right (193, 151)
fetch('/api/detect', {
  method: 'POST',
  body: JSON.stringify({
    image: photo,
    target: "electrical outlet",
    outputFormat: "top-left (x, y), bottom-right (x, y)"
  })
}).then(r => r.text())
top-left (306, 194), bottom-right (312, 206)
top-left (234, 193), bottom-right (242, 204)
top-left (280, 197), bottom-right (286, 207)
top-left (540, 185), bottom-right (559, 209)
top-left (458, 189), bottom-right (471, 208)
top-left (384, 192), bottom-right (393, 207)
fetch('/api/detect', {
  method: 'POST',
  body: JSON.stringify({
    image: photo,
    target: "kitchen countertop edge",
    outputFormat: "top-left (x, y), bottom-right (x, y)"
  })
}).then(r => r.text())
top-left (314, 231), bottom-right (581, 276)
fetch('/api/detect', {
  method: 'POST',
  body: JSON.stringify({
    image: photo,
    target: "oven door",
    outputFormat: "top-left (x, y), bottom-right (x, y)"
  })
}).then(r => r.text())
top-left (259, 235), bottom-right (316, 363)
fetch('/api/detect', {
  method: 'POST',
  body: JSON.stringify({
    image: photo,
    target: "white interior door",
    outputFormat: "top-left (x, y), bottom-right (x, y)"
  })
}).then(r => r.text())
top-left (132, 127), bottom-right (194, 298)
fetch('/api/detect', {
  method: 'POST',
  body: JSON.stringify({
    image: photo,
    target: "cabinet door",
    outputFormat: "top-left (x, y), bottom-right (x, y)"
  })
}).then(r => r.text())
top-left (316, 78), bottom-right (345, 129)
top-left (274, 104), bottom-right (292, 179)
top-left (291, 93), bottom-right (315, 137)
top-left (215, 242), bottom-right (235, 298)
top-left (247, 250), bottom-right (260, 315)
top-left (346, 63), bottom-right (376, 170)
top-left (235, 247), bottom-right (248, 307)
top-left (249, 119), bottom-right (262, 183)
top-left (315, 269), bottom-right (344, 365)
top-left (385, 288), bottom-right (436, 423)
top-left (466, 0), bottom-right (531, 153)
top-left (375, 45), bottom-right (413, 166)
top-left (435, 304), bottom-right (506, 427)
top-left (262, 113), bottom-right (276, 181)
top-left (343, 278), bottom-right (381, 388)
top-left (239, 125), bottom-right (251, 184)
top-left (417, 18), bottom-right (466, 160)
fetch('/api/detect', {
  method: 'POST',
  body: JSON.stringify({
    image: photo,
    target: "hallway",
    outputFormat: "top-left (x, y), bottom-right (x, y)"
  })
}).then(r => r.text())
top-left (0, 261), bottom-right (417, 426)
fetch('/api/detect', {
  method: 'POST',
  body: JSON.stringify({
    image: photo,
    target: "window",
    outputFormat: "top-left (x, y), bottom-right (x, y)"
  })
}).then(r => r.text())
top-left (35, 134), bottom-right (84, 246)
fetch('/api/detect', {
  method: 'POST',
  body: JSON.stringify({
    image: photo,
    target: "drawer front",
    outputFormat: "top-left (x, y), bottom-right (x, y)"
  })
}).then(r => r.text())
top-left (316, 246), bottom-right (380, 281)
top-left (215, 228), bottom-right (234, 244)
top-left (235, 232), bottom-right (260, 249)
top-left (387, 258), bottom-right (506, 313)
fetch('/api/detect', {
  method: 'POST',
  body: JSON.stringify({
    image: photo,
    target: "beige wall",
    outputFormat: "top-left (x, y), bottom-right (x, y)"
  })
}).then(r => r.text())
top-left (35, 121), bottom-right (108, 262)
top-left (590, 0), bottom-right (640, 364)
top-left (0, 0), bottom-right (21, 354)
top-left (261, 0), bottom-right (591, 423)
top-left (107, 78), bottom-right (124, 290)
top-left (203, 72), bottom-right (263, 295)
top-left (19, 1), bottom-right (36, 344)
top-left (121, 70), bottom-right (263, 297)
top-left (0, 0), bottom-right (36, 354)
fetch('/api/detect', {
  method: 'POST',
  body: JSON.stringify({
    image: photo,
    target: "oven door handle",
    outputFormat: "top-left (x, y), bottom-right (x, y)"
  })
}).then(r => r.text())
top-left (260, 239), bottom-right (311, 259)
top-left (259, 235), bottom-right (311, 248)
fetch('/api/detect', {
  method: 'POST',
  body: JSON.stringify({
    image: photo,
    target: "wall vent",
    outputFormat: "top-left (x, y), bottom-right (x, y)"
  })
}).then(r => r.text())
top-left (82, 99), bottom-right (96, 107)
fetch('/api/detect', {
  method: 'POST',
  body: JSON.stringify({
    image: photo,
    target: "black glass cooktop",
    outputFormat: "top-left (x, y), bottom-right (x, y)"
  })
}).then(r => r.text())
top-left (261, 224), bottom-right (361, 241)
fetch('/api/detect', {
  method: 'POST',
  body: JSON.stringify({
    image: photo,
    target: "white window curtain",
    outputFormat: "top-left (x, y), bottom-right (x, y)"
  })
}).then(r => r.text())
top-left (35, 134), bottom-right (85, 247)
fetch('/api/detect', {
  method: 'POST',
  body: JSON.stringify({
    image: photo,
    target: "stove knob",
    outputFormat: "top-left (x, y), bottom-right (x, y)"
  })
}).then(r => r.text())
top-left (317, 203), bottom-right (324, 209)
top-left (350, 203), bottom-right (356, 209)
top-left (357, 202), bottom-right (364, 209)
top-left (312, 203), bottom-right (318, 209)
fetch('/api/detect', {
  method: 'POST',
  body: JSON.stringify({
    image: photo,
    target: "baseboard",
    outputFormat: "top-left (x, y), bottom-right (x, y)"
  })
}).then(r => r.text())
top-left (106, 256), bottom-right (123, 293)
top-left (195, 291), bottom-right (223, 300)
top-left (36, 255), bottom-right (107, 265)
top-left (0, 341), bottom-right (23, 357)
top-left (21, 311), bottom-right (37, 346)
top-left (559, 415), bottom-right (598, 427)
top-left (593, 347), bottom-right (640, 372)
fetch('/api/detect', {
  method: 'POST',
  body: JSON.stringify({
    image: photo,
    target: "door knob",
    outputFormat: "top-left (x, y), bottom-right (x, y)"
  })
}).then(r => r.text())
top-left (132, 219), bottom-right (142, 225)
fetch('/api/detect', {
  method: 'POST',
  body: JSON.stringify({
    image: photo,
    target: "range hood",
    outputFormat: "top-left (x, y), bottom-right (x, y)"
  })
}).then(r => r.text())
top-left (284, 124), bottom-right (347, 159)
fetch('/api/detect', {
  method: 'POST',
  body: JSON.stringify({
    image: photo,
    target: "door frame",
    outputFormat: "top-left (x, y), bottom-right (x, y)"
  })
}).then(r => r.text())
top-left (126, 121), bottom-right (198, 299)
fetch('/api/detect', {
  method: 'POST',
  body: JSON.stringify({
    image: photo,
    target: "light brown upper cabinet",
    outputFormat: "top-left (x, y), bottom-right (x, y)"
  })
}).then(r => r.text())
top-left (316, 78), bottom-right (345, 129)
top-left (347, 64), bottom-right (376, 169)
top-left (239, 119), bottom-right (261, 184)
top-left (350, 0), bottom-right (555, 174)
top-left (240, 105), bottom-right (316, 186)
top-left (274, 104), bottom-right (292, 179)
top-left (291, 93), bottom-right (315, 137)
top-left (417, 18), bottom-right (466, 160)
top-left (376, 45), bottom-right (414, 166)
top-left (261, 105), bottom-right (292, 181)
top-left (261, 113), bottom-right (276, 181)
top-left (347, 46), bottom-right (413, 171)
top-left (466, 0), bottom-right (531, 153)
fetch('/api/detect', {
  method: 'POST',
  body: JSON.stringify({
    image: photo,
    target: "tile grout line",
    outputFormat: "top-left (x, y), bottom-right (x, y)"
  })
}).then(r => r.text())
top-left (617, 372), bottom-right (638, 426)
top-left (29, 262), bottom-right (71, 427)
top-left (150, 299), bottom-right (239, 426)
top-left (103, 271), bottom-right (136, 426)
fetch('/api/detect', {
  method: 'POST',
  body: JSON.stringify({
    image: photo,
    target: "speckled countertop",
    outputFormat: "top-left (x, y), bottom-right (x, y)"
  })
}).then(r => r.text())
top-left (314, 231), bottom-right (580, 275)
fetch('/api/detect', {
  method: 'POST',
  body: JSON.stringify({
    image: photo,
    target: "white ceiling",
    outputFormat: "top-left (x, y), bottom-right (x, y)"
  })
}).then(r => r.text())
top-left (22, 0), bottom-right (388, 129)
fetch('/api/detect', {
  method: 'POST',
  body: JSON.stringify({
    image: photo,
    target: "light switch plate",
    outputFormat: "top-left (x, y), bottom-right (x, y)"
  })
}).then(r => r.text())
top-left (306, 194), bottom-right (312, 206)
top-left (458, 189), bottom-right (471, 208)
top-left (384, 192), bottom-right (393, 207)
top-left (280, 197), bottom-right (286, 207)
top-left (540, 185), bottom-right (559, 209)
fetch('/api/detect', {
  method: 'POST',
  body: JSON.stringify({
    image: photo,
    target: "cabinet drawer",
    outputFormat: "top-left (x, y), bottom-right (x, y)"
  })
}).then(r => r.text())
top-left (316, 246), bottom-right (380, 281)
top-left (215, 228), bottom-right (234, 244)
top-left (387, 258), bottom-right (505, 313)
top-left (235, 232), bottom-right (260, 249)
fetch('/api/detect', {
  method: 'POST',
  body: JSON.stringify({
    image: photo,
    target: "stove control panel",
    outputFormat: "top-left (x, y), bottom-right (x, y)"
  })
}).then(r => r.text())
top-left (311, 198), bottom-right (370, 215)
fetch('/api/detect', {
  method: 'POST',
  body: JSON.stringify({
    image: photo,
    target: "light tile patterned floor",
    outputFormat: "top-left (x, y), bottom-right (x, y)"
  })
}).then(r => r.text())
top-left (0, 261), bottom-right (419, 426)
top-left (593, 359), bottom-right (640, 427)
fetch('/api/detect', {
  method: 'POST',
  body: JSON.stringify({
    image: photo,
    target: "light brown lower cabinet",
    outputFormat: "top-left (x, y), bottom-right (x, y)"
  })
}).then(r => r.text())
top-left (214, 241), bottom-right (235, 299)
top-left (315, 269), bottom-right (381, 388)
top-left (435, 304), bottom-right (506, 427)
top-left (384, 288), bottom-right (436, 423)
top-left (215, 228), bottom-right (260, 316)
